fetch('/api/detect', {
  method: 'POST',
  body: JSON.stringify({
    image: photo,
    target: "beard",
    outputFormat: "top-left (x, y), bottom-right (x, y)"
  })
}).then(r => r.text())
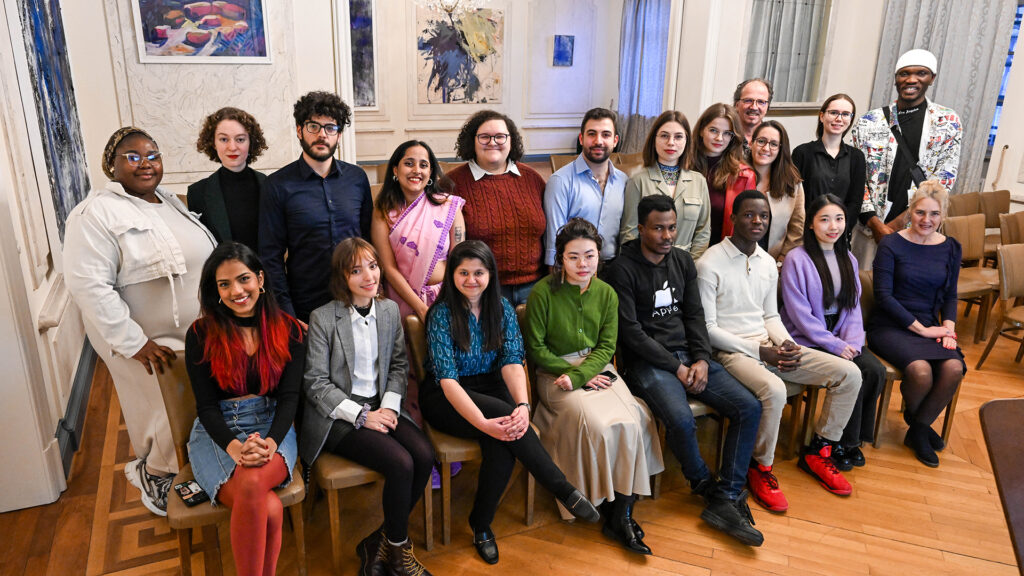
top-left (301, 137), bottom-right (338, 162)
top-left (582, 144), bottom-right (610, 164)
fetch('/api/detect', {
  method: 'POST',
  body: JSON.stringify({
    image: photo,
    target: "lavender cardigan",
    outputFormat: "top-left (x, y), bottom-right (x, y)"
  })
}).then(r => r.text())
top-left (779, 246), bottom-right (865, 356)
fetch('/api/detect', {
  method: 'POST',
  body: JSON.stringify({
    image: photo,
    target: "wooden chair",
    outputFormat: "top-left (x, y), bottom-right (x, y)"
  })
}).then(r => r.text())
top-left (976, 244), bottom-right (1024, 370)
top-left (403, 315), bottom-right (535, 546)
top-left (1000, 211), bottom-right (1024, 246)
top-left (858, 270), bottom-right (961, 446)
top-left (155, 355), bottom-right (307, 576)
top-left (371, 183), bottom-right (383, 200)
top-left (439, 161), bottom-right (465, 176)
top-left (374, 163), bottom-right (389, 185)
top-left (981, 190), bottom-right (1011, 265)
top-left (549, 154), bottom-right (576, 173)
top-left (947, 191), bottom-right (980, 217)
top-left (943, 214), bottom-right (998, 343)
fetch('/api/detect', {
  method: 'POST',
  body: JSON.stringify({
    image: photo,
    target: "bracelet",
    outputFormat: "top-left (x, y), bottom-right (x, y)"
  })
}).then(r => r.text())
top-left (517, 402), bottom-right (531, 413)
top-left (353, 403), bottom-right (372, 429)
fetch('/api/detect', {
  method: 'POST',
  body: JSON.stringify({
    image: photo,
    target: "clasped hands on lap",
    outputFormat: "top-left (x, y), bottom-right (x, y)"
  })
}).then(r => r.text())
top-left (479, 405), bottom-right (529, 442)
top-left (675, 359), bottom-right (709, 393)
top-left (227, 433), bottom-right (278, 468)
top-left (364, 407), bottom-right (400, 434)
top-left (759, 340), bottom-right (803, 372)
top-left (911, 320), bottom-right (958, 350)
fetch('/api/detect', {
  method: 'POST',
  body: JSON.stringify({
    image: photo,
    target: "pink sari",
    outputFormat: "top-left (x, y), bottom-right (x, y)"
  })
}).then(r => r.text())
top-left (387, 192), bottom-right (465, 319)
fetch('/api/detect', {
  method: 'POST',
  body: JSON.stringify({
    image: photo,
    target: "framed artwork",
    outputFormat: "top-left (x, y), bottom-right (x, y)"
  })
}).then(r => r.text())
top-left (553, 35), bottom-right (574, 67)
top-left (131, 0), bottom-right (271, 63)
top-left (350, 0), bottom-right (378, 108)
top-left (416, 6), bottom-right (503, 104)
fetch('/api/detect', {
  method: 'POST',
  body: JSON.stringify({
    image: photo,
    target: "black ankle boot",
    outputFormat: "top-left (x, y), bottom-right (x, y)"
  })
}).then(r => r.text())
top-left (904, 424), bottom-right (939, 467)
top-left (830, 442), bottom-right (853, 471)
top-left (356, 526), bottom-right (386, 576)
top-left (601, 498), bottom-right (651, 555)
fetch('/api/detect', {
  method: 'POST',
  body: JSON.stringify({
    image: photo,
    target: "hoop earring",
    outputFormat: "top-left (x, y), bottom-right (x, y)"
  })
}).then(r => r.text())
top-left (259, 286), bottom-right (266, 294)
top-left (427, 179), bottom-right (433, 187)
top-left (392, 174), bottom-right (398, 181)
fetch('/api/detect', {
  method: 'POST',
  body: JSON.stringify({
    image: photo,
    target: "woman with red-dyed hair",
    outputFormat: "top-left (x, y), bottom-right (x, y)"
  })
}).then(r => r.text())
top-left (185, 241), bottom-right (304, 576)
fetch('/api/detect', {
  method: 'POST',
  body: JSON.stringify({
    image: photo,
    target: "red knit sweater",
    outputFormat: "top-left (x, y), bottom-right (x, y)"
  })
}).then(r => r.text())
top-left (447, 163), bottom-right (547, 285)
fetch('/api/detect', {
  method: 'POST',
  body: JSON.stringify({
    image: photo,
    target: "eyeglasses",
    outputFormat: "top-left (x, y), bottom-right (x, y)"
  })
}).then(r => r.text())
top-left (753, 137), bottom-right (780, 151)
top-left (706, 127), bottom-right (735, 140)
top-left (476, 133), bottom-right (509, 145)
top-left (657, 132), bottom-right (687, 143)
top-left (739, 98), bottom-right (769, 108)
top-left (117, 151), bottom-right (162, 165)
top-left (824, 110), bottom-right (854, 120)
top-left (303, 121), bottom-right (341, 136)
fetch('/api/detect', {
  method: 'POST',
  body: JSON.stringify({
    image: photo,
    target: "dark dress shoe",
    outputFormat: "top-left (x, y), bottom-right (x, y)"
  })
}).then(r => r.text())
top-left (904, 425), bottom-right (939, 468)
top-left (846, 446), bottom-right (866, 467)
top-left (602, 514), bottom-right (652, 555)
top-left (830, 442), bottom-right (853, 471)
top-left (473, 528), bottom-right (499, 564)
top-left (925, 426), bottom-right (946, 451)
top-left (355, 526), bottom-right (386, 576)
top-left (630, 518), bottom-right (644, 540)
top-left (560, 489), bottom-right (600, 523)
top-left (601, 501), bottom-right (644, 538)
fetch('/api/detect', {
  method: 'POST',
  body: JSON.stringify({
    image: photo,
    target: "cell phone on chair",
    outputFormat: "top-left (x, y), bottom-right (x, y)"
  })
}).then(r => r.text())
top-left (175, 480), bottom-right (210, 506)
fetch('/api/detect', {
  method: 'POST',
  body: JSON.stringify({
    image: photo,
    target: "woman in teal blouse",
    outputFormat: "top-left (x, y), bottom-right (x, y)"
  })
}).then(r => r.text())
top-left (419, 240), bottom-right (599, 565)
top-left (524, 218), bottom-right (664, 555)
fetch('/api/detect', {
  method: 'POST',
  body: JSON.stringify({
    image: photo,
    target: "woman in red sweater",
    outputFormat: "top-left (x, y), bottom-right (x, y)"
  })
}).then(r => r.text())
top-left (447, 110), bottom-right (547, 306)
top-left (691, 104), bottom-right (757, 247)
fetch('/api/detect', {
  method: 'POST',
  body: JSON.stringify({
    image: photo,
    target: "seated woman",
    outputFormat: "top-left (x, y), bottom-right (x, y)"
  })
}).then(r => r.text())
top-left (184, 242), bottom-right (303, 576)
top-left (692, 104), bottom-right (757, 247)
top-left (448, 110), bottom-right (548, 305)
top-left (791, 94), bottom-right (866, 236)
top-left (620, 110), bottom-right (712, 258)
top-left (751, 120), bottom-right (805, 261)
top-left (523, 218), bottom-right (663, 555)
top-left (867, 181), bottom-right (965, 467)
top-left (300, 238), bottom-right (434, 576)
top-left (188, 107), bottom-right (269, 251)
top-left (780, 194), bottom-right (885, 469)
top-left (419, 240), bottom-right (600, 565)
top-left (371, 140), bottom-right (465, 322)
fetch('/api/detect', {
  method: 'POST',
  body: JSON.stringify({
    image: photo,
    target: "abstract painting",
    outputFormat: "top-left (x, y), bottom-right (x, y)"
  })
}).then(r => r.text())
top-left (17, 0), bottom-right (90, 241)
top-left (132, 0), bottom-right (270, 63)
top-left (350, 0), bottom-right (377, 108)
top-left (416, 7), bottom-right (503, 104)
top-left (553, 35), bottom-right (574, 67)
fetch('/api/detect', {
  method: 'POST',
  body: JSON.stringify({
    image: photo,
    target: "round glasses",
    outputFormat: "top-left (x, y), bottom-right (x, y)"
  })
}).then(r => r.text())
top-left (303, 121), bottom-right (341, 136)
top-left (476, 133), bottom-right (509, 145)
top-left (753, 137), bottom-right (780, 151)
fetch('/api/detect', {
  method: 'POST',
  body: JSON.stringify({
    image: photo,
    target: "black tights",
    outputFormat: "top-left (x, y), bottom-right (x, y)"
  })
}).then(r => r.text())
top-left (900, 358), bottom-right (964, 426)
top-left (325, 416), bottom-right (434, 542)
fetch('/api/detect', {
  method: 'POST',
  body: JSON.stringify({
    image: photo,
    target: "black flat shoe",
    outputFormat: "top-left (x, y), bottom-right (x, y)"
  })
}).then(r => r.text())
top-left (473, 528), bottom-right (499, 565)
top-left (904, 425), bottom-right (939, 468)
top-left (846, 446), bottom-right (866, 467)
top-left (925, 426), bottom-right (946, 451)
top-left (602, 516), bottom-right (652, 555)
top-left (560, 489), bottom-right (600, 523)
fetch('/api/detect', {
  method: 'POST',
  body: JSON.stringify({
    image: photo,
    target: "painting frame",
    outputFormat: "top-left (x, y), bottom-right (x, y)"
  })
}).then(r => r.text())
top-left (131, 0), bottom-right (272, 64)
top-left (350, 0), bottom-right (379, 110)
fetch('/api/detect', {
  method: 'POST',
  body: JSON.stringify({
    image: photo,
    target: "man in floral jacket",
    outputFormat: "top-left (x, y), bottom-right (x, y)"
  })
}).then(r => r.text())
top-left (850, 48), bottom-right (962, 269)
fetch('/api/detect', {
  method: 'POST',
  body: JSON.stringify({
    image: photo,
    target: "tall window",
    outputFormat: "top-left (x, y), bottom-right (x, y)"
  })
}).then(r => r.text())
top-left (744, 0), bottom-right (830, 102)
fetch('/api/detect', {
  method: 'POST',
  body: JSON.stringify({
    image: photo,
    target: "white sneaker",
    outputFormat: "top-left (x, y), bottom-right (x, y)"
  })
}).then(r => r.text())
top-left (124, 457), bottom-right (169, 517)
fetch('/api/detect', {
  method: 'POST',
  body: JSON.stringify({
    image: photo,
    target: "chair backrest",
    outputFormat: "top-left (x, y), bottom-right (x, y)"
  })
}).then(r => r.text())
top-left (981, 190), bottom-right (1011, 228)
top-left (549, 154), bottom-right (575, 173)
top-left (1000, 211), bottom-right (1024, 245)
top-left (371, 183), bottom-right (383, 200)
top-left (858, 269), bottom-right (875, 325)
top-left (947, 191), bottom-right (980, 217)
top-left (439, 161), bottom-right (465, 176)
top-left (155, 353), bottom-right (196, 468)
top-left (404, 315), bottom-right (429, 383)
top-left (997, 243), bottom-right (1024, 301)
top-left (943, 213), bottom-right (986, 263)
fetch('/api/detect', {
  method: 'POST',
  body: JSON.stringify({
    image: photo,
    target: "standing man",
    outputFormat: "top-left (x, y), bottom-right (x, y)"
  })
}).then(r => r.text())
top-left (733, 78), bottom-right (774, 148)
top-left (604, 194), bottom-right (764, 547)
top-left (544, 108), bottom-right (627, 265)
top-left (851, 49), bottom-right (962, 269)
top-left (260, 91), bottom-right (372, 323)
top-left (696, 190), bottom-right (861, 512)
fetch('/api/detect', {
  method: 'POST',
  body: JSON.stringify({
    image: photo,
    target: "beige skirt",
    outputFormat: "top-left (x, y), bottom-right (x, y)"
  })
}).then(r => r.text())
top-left (533, 351), bottom-right (664, 517)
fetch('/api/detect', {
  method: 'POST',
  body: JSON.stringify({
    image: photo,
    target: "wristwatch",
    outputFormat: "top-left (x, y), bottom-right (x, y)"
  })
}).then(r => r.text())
top-left (517, 402), bottom-right (531, 413)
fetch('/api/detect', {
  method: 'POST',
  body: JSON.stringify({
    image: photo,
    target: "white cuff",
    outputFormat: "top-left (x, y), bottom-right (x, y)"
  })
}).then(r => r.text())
top-left (330, 399), bottom-right (364, 424)
top-left (381, 392), bottom-right (403, 415)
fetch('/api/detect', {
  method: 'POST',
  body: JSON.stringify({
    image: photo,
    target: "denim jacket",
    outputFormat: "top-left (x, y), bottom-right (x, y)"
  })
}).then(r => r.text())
top-left (64, 181), bottom-right (216, 358)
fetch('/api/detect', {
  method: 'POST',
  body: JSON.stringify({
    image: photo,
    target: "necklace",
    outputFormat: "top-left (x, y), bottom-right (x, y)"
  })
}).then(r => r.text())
top-left (658, 162), bottom-right (681, 186)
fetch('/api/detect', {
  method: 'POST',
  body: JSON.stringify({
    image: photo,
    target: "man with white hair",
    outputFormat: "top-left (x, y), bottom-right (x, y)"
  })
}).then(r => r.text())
top-left (850, 48), bottom-right (962, 268)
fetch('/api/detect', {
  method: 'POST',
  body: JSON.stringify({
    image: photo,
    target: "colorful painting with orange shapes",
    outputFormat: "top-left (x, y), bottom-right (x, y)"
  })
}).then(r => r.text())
top-left (132, 0), bottom-right (270, 63)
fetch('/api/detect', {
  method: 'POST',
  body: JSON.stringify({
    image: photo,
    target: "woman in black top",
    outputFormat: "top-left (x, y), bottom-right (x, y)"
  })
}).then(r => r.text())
top-left (185, 242), bottom-right (303, 576)
top-left (791, 94), bottom-right (866, 238)
top-left (188, 107), bottom-right (269, 251)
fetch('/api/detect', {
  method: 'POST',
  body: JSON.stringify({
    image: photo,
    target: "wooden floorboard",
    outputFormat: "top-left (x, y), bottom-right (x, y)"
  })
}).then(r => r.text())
top-left (1, 300), bottom-right (1021, 575)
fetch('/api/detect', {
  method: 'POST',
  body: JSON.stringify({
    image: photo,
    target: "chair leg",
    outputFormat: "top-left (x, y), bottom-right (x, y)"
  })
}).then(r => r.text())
top-left (177, 528), bottom-right (193, 576)
top-left (327, 489), bottom-right (342, 574)
top-left (975, 313), bottom-right (1005, 370)
top-left (651, 472), bottom-right (662, 500)
top-left (525, 472), bottom-right (535, 526)
top-left (974, 294), bottom-right (993, 344)
top-left (1016, 338), bottom-right (1024, 363)
top-left (786, 394), bottom-right (802, 459)
top-left (715, 416), bottom-right (726, 472)
top-left (289, 503), bottom-right (307, 576)
top-left (441, 459), bottom-right (452, 545)
top-left (941, 384), bottom-right (962, 446)
top-left (423, 480), bottom-right (434, 550)
top-left (802, 388), bottom-right (820, 448)
top-left (873, 375), bottom-right (897, 448)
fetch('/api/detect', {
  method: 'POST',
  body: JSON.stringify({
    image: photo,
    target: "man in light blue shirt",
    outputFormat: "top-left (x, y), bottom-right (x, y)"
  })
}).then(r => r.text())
top-left (543, 107), bottom-right (627, 264)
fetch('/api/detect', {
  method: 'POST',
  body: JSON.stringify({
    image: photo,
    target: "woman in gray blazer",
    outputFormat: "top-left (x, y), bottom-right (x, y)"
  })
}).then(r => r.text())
top-left (301, 237), bottom-right (434, 576)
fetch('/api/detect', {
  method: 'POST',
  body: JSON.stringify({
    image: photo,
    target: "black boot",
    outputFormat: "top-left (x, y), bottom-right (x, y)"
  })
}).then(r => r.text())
top-left (356, 526), bottom-right (387, 576)
top-left (830, 442), bottom-right (853, 471)
top-left (701, 490), bottom-right (764, 547)
top-left (601, 497), bottom-right (651, 555)
top-left (384, 538), bottom-right (432, 576)
top-left (904, 423), bottom-right (939, 467)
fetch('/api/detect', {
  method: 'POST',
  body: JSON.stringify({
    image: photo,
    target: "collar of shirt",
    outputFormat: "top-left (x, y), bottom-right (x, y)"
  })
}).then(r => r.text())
top-left (348, 299), bottom-right (377, 324)
top-left (721, 236), bottom-right (768, 264)
top-left (811, 138), bottom-right (849, 159)
top-left (468, 159), bottom-right (520, 181)
top-left (572, 154), bottom-right (621, 185)
top-left (297, 154), bottom-right (340, 180)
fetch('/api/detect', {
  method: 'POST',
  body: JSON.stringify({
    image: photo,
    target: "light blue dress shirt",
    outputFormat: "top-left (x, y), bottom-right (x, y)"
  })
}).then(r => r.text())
top-left (542, 154), bottom-right (627, 265)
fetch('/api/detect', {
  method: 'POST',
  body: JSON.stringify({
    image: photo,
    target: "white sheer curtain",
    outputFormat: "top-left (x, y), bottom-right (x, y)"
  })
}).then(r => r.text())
top-left (617, 0), bottom-right (672, 153)
top-left (868, 0), bottom-right (1017, 193)
top-left (744, 0), bottom-right (828, 102)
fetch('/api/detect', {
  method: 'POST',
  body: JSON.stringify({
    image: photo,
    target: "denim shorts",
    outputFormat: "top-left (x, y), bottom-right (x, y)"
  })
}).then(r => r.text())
top-left (187, 396), bottom-right (298, 503)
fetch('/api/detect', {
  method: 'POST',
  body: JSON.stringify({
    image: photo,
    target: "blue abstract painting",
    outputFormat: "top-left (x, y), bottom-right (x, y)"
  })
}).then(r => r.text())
top-left (18, 0), bottom-right (90, 241)
top-left (416, 7), bottom-right (503, 104)
top-left (553, 34), bottom-right (574, 67)
top-left (133, 0), bottom-right (270, 63)
top-left (350, 0), bottom-right (376, 107)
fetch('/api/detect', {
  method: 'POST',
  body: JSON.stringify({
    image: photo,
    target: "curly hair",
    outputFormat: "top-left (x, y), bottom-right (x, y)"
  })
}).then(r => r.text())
top-left (454, 110), bottom-right (525, 162)
top-left (292, 91), bottom-right (352, 130)
top-left (101, 126), bottom-right (156, 179)
top-left (195, 107), bottom-right (268, 164)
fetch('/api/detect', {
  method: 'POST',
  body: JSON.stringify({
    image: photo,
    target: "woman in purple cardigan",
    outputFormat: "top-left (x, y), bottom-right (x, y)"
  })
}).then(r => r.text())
top-left (780, 194), bottom-right (884, 470)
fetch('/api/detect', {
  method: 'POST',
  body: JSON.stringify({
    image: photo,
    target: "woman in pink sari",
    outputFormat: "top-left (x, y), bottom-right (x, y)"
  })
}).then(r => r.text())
top-left (372, 140), bottom-right (466, 322)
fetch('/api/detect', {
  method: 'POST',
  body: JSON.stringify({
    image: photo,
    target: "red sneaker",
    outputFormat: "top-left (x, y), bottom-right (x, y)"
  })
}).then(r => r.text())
top-left (747, 463), bottom-right (789, 512)
top-left (799, 442), bottom-right (852, 496)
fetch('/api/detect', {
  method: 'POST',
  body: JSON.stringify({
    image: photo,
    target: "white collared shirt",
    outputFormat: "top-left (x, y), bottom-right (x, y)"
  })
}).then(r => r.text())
top-left (329, 301), bottom-right (403, 423)
top-left (468, 158), bottom-right (521, 181)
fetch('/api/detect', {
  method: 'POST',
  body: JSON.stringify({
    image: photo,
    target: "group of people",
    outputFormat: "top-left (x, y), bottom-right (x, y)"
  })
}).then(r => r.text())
top-left (62, 46), bottom-right (966, 575)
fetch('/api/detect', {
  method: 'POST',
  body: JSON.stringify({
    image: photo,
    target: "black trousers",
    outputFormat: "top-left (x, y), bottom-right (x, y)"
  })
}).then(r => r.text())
top-left (839, 348), bottom-right (886, 447)
top-left (419, 371), bottom-right (573, 531)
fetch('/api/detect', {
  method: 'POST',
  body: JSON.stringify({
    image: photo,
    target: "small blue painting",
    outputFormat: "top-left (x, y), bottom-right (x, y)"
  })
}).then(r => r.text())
top-left (553, 34), bottom-right (574, 67)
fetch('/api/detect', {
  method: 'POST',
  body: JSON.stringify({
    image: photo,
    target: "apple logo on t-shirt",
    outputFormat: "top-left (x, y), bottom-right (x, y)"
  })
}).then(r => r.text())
top-left (652, 281), bottom-right (680, 317)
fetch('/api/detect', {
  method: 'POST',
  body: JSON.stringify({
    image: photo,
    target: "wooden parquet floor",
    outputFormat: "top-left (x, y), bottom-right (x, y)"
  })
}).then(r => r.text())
top-left (2, 302), bottom-right (1022, 575)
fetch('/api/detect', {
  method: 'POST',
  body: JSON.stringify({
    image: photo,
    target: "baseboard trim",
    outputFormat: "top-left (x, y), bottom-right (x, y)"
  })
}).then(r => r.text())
top-left (56, 340), bottom-right (96, 477)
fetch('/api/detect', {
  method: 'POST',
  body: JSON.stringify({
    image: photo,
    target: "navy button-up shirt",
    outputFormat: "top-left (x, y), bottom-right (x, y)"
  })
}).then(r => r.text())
top-left (259, 155), bottom-right (371, 322)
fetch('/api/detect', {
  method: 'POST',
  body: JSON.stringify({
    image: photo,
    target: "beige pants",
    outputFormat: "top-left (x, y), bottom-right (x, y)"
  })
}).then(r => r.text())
top-left (716, 343), bottom-right (862, 466)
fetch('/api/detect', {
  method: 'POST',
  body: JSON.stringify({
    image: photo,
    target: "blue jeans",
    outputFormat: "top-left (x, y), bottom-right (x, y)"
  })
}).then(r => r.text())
top-left (625, 350), bottom-right (760, 501)
top-left (500, 279), bottom-right (539, 307)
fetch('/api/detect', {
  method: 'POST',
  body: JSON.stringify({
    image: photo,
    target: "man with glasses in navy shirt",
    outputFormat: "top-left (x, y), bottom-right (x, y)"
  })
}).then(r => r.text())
top-left (259, 91), bottom-right (372, 324)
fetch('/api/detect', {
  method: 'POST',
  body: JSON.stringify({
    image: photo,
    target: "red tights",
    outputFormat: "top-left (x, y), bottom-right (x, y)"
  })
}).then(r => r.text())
top-left (217, 454), bottom-right (288, 576)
